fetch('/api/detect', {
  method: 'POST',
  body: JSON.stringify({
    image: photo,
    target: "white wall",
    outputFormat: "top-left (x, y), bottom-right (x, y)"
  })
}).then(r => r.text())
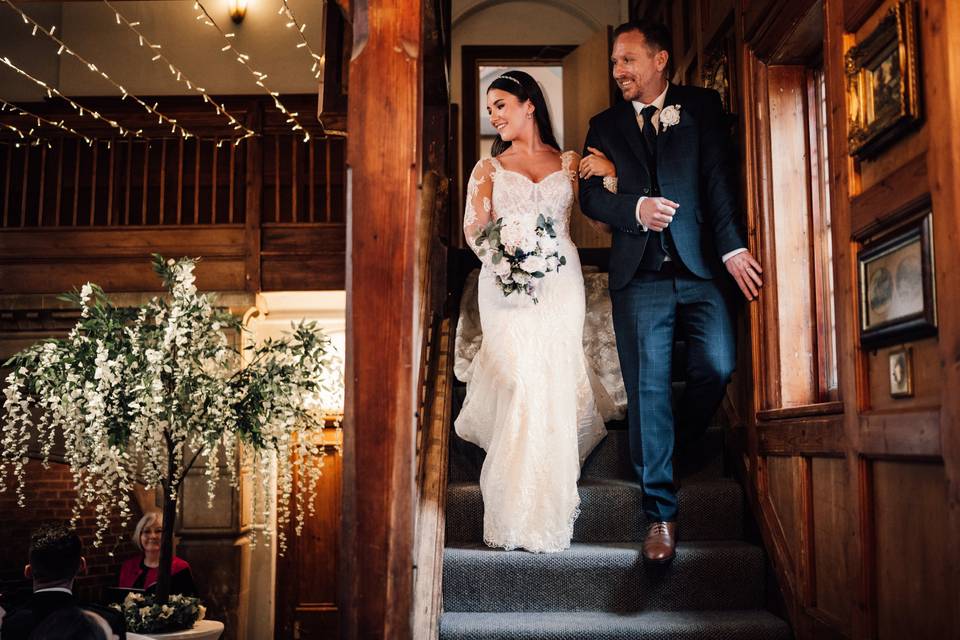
top-left (0, 0), bottom-right (325, 101)
top-left (451, 0), bottom-right (627, 107)
top-left (452, 0), bottom-right (628, 189)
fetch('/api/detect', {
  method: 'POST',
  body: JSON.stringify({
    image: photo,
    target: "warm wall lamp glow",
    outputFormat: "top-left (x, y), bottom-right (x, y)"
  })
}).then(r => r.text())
top-left (228, 0), bottom-right (247, 23)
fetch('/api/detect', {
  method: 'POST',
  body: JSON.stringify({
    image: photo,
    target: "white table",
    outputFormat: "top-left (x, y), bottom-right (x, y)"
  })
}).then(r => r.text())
top-left (133, 620), bottom-right (224, 640)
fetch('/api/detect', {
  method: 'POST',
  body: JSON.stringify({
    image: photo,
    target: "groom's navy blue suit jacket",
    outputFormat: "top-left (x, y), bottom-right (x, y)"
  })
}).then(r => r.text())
top-left (579, 83), bottom-right (745, 290)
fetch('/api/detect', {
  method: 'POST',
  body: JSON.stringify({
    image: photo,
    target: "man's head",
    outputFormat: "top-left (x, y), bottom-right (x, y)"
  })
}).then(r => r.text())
top-left (25, 523), bottom-right (85, 590)
top-left (611, 20), bottom-right (673, 103)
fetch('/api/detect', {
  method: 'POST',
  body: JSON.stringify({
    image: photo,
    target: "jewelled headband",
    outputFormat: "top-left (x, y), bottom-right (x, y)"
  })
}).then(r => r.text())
top-left (497, 74), bottom-right (522, 86)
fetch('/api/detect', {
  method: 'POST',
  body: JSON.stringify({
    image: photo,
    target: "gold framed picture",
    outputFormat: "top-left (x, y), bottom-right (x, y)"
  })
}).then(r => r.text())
top-left (845, 0), bottom-right (922, 159)
top-left (888, 347), bottom-right (913, 398)
top-left (856, 211), bottom-right (937, 349)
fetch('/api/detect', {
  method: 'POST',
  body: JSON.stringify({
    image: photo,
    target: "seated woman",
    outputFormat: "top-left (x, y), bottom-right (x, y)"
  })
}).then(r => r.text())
top-left (117, 512), bottom-right (197, 597)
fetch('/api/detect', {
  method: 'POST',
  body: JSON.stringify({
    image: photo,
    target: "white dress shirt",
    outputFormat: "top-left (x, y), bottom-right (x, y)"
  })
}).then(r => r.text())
top-left (632, 83), bottom-right (746, 264)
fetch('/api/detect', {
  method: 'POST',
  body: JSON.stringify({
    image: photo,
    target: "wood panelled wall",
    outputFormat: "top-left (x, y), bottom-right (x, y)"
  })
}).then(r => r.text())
top-left (0, 95), bottom-right (347, 295)
top-left (632, 0), bottom-right (959, 637)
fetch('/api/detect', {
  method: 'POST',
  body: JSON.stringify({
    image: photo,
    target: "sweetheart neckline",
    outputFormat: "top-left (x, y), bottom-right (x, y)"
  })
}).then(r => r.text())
top-left (494, 167), bottom-right (569, 185)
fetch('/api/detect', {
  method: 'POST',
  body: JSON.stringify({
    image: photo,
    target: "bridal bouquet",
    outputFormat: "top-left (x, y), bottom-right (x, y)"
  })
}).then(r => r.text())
top-left (474, 214), bottom-right (567, 303)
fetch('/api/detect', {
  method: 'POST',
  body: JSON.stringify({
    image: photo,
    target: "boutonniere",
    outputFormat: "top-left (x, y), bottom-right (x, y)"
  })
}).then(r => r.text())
top-left (660, 104), bottom-right (681, 130)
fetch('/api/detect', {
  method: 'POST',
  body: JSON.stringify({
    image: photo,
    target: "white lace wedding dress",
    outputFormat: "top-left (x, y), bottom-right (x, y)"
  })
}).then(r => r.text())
top-left (455, 151), bottom-right (608, 553)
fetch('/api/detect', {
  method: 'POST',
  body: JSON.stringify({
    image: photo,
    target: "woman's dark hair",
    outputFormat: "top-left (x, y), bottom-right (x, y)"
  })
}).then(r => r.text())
top-left (486, 70), bottom-right (561, 157)
top-left (28, 607), bottom-right (107, 640)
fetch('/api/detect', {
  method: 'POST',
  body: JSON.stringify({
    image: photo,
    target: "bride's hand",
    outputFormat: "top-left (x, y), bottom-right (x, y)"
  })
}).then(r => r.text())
top-left (578, 147), bottom-right (616, 179)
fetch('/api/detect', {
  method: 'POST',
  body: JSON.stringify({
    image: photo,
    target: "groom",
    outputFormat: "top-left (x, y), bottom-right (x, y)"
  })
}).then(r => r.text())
top-left (579, 20), bottom-right (762, 564)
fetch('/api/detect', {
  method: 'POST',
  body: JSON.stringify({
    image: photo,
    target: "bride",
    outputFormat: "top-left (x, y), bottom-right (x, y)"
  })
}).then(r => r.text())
top-left (455, 70), bottom-right (618, 553)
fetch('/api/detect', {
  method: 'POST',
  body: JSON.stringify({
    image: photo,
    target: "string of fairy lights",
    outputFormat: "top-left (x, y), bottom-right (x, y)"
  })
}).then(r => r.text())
top-left (0, 54), bottom-right (143, 138)
top-left (278, 0), bottom-right (324, 80)
top-left (101, 0), bottom-right (256, 141)
top-left (0, 97), bottom-right (92, 147)
top-left (2, 0), bottom-right (201, 140)
top-left (193, 0), bottom-right (312, 142)
top-left (0, 0), bottom-right (336, 147)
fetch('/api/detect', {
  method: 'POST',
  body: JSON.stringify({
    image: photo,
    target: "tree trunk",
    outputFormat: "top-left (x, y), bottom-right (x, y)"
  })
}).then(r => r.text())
top-left (155, 481), bottom-right (178, 604)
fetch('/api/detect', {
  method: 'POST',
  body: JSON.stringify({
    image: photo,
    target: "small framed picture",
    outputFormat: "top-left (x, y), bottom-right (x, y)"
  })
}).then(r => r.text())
top-left (845, 0), bottom-right (922, 159)
top-left (857, 211), bottom-right (936, 349)
top-left (888, 347), bottom-right (913, 398)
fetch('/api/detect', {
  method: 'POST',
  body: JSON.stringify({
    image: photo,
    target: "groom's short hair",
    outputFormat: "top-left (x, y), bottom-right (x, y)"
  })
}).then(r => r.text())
top-left (29, 522), bottom-right (82, 583)
top-left (613, 20), bottom-right (673, 73)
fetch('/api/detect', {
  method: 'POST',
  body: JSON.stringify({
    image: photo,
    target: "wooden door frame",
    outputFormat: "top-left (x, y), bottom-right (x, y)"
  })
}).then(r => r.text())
top-left (460, 44), bottom-right (575, 200)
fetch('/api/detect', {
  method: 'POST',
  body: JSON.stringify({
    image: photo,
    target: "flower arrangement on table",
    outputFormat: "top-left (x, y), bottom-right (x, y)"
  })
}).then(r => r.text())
top-left (1, 255), bottom-right (343, 615)
top-left (473, 213), bottom-right (567, 303)
top-left (115, 592), bottom-right (207, 634)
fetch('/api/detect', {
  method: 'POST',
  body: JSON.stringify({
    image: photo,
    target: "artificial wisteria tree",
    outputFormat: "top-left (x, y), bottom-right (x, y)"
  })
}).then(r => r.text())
top-left (1, 256), bottom-right (342, 604)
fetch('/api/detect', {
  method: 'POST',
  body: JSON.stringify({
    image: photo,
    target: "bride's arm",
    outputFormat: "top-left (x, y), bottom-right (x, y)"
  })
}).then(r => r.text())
top-left (566, 151), bottom-right (612, 235)
top-left (463, 158), bottom-right (496, 263)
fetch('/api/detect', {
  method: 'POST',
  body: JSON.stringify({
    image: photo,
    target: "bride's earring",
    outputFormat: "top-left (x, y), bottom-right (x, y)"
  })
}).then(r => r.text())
top-left (526, 113), bottom-right (533, 120)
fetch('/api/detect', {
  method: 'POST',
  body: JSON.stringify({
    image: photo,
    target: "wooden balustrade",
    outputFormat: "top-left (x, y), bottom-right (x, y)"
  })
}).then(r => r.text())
top-left (0, 96), bottom-right (348, 294)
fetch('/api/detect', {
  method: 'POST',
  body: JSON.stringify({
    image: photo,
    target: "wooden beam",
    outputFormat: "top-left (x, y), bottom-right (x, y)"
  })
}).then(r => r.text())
top-left (823, 0), bottom-right (869, 635)
top-left (243, 104), bottom-right (262, 292)
top-left (340, 0), bottom-right (421, 637)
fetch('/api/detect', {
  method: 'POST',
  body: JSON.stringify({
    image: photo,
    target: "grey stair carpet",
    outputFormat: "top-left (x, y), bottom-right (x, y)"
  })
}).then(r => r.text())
top-left (446, 478), bottom-right (744, 543)
top-left (440, 611), bottom-right (793, 640)
top-left (443, 542), bottom-right (766, 613)
top-left (442, 373), bottom-right (791, 639)
top-left (449, 427), bottom-right (726, 484)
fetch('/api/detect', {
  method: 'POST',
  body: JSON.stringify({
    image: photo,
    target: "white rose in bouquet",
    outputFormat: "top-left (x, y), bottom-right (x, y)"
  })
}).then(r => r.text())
top-left (493, 259), bottom-right (513, 279)
top-left (520, 254), bottom-right (547, 274)
top-left (497, 218), bottom-right (524, 248)
top-left (512, 271), bottom-right (532, 285)
top-left (538, 234), bottom-right (558, 254)
top-left (499, 218), bottom-right (538, 253)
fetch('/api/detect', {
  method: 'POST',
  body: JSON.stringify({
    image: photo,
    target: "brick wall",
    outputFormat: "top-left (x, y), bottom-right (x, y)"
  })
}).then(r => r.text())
top-left (0, 458), bottom-right (141, 605)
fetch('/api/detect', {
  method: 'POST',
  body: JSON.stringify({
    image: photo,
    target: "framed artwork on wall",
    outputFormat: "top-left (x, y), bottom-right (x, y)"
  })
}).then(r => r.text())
top-left (856, 211), bottom-right (936, 349)
top-left (888, 346), bottom-right (914, 398)
top-left (702, 21), bottom-right (737, 116)
top-left (845, 0), bottom-right (922, 159)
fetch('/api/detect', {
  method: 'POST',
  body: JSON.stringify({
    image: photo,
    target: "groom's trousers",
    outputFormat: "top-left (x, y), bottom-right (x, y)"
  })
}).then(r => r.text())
top-left (610, 263), bottom-right (736, 522)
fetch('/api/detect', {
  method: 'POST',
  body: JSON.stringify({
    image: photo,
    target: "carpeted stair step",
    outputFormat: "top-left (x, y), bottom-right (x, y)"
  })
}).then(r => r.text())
top-left (439, 610), bottom-right (792, 640)
top-left (448, 427), bottom-right (726, 484)
top-left (443, 541), bottom-right (766, 613)
top-left (445, 478), bottom-right (744, 543)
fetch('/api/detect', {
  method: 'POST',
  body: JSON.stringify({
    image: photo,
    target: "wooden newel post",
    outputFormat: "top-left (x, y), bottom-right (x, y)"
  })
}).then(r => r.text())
top-left (340, 0), bottom-right (423, 639)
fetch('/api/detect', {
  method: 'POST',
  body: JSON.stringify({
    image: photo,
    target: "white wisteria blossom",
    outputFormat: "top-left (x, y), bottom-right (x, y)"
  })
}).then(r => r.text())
top-left (1, 255), bottom-right (343, 604)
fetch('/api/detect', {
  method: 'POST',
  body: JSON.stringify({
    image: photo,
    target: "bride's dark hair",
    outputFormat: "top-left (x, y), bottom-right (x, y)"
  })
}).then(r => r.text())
top-left (487, 70), bottom-right (561, 157)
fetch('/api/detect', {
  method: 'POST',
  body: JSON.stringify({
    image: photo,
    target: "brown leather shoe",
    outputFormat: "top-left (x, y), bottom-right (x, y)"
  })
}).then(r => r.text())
top-left (642, 521), bottom-right (677, 564)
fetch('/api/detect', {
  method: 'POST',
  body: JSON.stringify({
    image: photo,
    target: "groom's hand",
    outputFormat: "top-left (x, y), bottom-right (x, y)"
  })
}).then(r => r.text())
top-left (725, 251), bottom-right (764, 301)
top-left (638, 197), bottom-right (679, 232)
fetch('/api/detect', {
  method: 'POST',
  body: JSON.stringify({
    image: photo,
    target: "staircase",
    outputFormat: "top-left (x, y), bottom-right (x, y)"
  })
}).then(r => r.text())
top-left (439, 383), bottom-right (792, 639)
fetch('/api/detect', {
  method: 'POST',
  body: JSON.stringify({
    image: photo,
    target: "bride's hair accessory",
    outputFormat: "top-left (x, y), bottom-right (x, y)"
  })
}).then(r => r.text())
top-left (497, 74), bottom-right (522, 86)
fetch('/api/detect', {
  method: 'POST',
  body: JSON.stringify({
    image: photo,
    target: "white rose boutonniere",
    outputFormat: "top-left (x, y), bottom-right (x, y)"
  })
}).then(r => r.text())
top-left (660, 104), bottom-right (681, 130)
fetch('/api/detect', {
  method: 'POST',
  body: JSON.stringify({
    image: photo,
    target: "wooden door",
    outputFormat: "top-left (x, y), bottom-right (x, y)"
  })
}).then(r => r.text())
top-left (275, 432), bottom-right (342, 640)
top-left (562, 26), bottom-right (615, 249)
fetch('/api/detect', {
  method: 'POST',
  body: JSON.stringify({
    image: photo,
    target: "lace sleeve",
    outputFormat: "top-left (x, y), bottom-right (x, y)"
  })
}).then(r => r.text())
top-left (561, 150), bottom-right (579, 181)
top-left (464, 158), bottom-right (496, 262)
